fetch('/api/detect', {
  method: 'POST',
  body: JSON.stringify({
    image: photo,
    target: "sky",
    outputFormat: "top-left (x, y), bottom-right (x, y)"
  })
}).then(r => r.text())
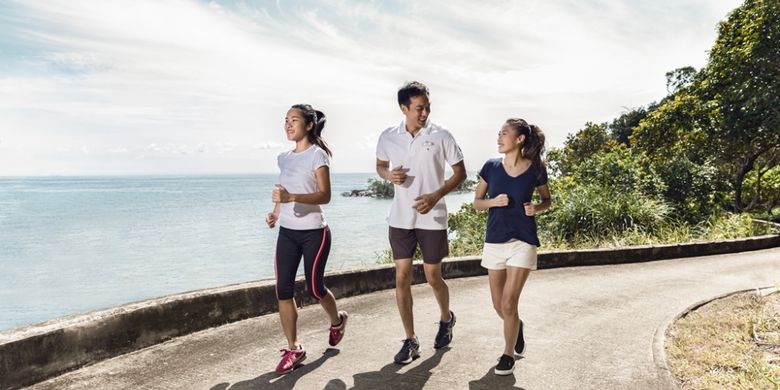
top-left (0, 0), bottom-right (743, 176)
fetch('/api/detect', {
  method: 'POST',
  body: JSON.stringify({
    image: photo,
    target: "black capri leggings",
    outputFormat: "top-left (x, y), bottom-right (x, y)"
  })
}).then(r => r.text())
top-left (274, 226), bottom-right (331, 301)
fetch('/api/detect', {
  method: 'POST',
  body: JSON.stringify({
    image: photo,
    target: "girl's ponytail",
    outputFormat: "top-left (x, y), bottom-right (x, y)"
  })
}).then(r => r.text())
top-left (507, 118), bottom-right (546, 169)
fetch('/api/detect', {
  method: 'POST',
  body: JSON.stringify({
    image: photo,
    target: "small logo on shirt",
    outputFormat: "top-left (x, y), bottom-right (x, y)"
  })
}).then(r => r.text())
top-left (423, 141), bottom-right (435, 151)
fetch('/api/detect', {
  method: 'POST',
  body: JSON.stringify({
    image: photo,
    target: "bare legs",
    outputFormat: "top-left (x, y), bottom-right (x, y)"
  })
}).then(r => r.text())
top-left (424, 262), bottom-right (451, 322)
top-left (488, 267), bottom-right (531, 356)
top-left (278, 288), bottom-right (340, 349)
top-left (395, 259), bottom-right (416, 339)
top-left (394, 259), bottom-right (451, 339)
top-left (279, 298), bottom-right (299, 349)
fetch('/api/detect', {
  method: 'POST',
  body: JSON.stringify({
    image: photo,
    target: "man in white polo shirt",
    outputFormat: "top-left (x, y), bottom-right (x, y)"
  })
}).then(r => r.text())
top-left (376, 81), bottom-right (467, 364)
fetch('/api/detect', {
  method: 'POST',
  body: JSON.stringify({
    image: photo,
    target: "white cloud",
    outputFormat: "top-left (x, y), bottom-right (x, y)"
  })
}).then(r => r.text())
top-left (215, 143), bottom-right (236, 153)
top-left (0, 0), bottom-right (743, 175)
top-left (253, 142), bottom-right (282, 150)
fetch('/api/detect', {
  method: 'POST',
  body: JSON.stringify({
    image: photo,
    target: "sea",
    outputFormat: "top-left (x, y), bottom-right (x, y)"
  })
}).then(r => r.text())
top-left (0, 174), bottom-right (474, 330)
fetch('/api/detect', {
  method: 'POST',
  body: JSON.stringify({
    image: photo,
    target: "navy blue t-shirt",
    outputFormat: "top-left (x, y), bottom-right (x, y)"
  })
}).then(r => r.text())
top-left (479, 158), bottom-right (549, 246)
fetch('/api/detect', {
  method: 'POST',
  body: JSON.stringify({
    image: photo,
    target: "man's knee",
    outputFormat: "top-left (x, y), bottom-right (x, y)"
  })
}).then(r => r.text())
top-left (425, 273), bottom-right (446, 288)
top-left (396, 267), bottom-right (413, 286)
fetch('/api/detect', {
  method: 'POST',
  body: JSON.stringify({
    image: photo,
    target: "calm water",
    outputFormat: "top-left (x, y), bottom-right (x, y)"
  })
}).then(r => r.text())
top-left (0, 174), bottom-right (474, 330)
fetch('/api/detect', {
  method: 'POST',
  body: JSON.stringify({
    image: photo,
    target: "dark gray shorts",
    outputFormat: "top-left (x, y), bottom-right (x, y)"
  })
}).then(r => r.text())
top-left (389, 227), bottom-right (449, 264)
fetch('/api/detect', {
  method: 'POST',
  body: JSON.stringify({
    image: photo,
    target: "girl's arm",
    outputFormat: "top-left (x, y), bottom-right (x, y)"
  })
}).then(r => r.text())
top-left (524, 184), bottom-right (552, 216)
top-left (265, 202), bottom-right (280, 228)
top-left (273, 166), bottom-right (331, 205)
top-left (473, 177), bottom-right (508, 211)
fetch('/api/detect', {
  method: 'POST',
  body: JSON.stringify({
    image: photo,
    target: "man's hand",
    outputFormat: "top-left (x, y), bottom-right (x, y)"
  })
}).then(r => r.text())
top-left (389, 166), bottom-right (407, 185)
top-left (413, 192), bottom-right (441, 214)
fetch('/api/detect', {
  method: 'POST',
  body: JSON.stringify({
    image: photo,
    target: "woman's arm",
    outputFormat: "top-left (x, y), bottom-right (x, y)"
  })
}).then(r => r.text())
top-left (524, 184), bottom-right (552, 216)
top-left (473, 177), bottom-right (508, 211)
top-left (273, 166), bottom-right (332, 205)
top-left (265, 202), bottom-right (280, 228)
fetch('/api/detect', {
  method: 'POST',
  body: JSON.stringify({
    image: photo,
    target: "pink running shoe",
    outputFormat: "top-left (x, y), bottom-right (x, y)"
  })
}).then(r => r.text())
top-left (275, 345), bottom-right (306, 374)
top-left (328, 311), bottom-right (349, 346)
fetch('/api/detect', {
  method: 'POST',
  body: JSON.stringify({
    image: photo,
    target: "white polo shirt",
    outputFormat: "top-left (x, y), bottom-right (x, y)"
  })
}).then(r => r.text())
top-left (376, 119), bottom-right (464, 230)
top-left (277, 145), bottom-right (329, 230)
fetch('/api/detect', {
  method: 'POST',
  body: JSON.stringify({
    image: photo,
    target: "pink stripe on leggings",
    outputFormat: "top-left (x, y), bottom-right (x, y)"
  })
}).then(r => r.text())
top-left (273, 252), bottom-right (280, 300)
top-left (311, 227), bottom-right (328, 300)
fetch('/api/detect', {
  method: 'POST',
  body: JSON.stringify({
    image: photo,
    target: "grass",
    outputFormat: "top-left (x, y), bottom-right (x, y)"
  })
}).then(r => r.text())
top-left (374, 212), bottom-right (779, 263)
top-left (666, 290), bottom-right (780, 389)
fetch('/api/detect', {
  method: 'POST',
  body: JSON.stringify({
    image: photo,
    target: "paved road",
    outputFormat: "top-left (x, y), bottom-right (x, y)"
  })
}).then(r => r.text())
top-left (27, 247), bottom-right (780, 389)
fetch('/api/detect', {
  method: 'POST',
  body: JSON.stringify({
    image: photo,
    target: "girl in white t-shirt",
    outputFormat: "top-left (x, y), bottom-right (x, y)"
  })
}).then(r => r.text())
top-left (265, 104), bottom-right (348, 375)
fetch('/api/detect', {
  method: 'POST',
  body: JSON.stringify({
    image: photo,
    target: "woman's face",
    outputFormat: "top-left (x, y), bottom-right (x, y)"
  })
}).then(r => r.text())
top-left (284, 108), bottom-right (311, 142)
top-left (497, 122), bottom-right (524, 154)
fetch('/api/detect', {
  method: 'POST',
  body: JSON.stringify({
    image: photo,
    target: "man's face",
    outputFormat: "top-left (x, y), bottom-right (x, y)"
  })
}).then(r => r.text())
top-left (400, 95), bottom-right (431, 131)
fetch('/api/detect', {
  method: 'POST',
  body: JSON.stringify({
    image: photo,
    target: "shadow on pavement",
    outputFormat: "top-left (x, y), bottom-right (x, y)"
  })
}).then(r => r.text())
top-left (350, 347), bottom-right (450, 390)
top-left (467, 364), bottom-right (524, 390)
top-left (210, 348), bottom-right (340, 390)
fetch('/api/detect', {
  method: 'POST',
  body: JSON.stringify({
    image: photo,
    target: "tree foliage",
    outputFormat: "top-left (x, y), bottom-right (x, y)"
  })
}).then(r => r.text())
top-left (447, 0), bottom-right (780, 253)
top-left (633, 0), bottom-right (780, 212)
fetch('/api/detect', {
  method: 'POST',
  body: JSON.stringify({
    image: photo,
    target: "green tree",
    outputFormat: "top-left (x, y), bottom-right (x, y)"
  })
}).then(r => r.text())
top-left (548, 122), bottom-right (614, 177)
top-left (367, 178), bottom-right (394, 198)
top-left (608, 106), bottom-right (652, 146)
top-left (567, 145), bottom-right (666, 199)
top-left (699, 0), bottom-right (780, 210)
top-left (665, 66), bottom-right (697, 94)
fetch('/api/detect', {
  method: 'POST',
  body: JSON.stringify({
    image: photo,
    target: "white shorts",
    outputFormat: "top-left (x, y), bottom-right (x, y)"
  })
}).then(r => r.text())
top-left (481, 240), bottom-right (538, 270)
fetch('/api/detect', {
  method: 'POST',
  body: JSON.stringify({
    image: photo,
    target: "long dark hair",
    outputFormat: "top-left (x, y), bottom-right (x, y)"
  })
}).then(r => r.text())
top-left (506, 118), bottom-right (546, 168)
top-left (291, 104), bottom-right (332, 156)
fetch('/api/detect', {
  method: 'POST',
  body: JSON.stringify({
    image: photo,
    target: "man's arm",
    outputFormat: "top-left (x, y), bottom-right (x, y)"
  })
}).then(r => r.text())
top-left (413, 160), bottom-right (467, 214)
top-left (376, 159), bottom-right (407, 185)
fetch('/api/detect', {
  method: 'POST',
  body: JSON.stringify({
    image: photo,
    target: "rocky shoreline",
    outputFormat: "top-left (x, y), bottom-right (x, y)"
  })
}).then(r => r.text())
top-left (341, 184), bottom-right (476, 198)
top-left (341, 189), bottom-right (384, 198)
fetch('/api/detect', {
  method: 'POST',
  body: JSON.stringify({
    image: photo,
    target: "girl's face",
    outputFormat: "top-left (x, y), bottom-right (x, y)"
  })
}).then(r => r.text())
top-left (284, 108), bottom-right (312, 142)
top-left (497, 123), bottom-right (524, 154)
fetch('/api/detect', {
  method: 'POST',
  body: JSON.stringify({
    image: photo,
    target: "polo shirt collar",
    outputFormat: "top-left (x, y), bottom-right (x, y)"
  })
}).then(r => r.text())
top-left (397, 118), bottom-right (432, 136)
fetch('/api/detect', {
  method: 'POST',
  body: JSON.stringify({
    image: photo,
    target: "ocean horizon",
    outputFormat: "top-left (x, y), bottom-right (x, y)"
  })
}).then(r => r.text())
top-left (0, 174), bottom-right (474, 331)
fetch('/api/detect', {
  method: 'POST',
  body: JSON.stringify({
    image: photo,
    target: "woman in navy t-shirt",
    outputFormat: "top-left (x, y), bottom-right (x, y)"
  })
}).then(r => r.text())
top-left (473, 118), bottom-right (552, 376)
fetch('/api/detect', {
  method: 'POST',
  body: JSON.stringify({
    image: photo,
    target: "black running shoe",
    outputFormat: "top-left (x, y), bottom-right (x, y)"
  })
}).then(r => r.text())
top-left (514, 319), bottom-right (525, 357)
top-left (434, 310), bottom-right (456, 349)
top-left (494, 354), bottom-right (515, 376)
top-left (394, 337), bottom-right (420, 364)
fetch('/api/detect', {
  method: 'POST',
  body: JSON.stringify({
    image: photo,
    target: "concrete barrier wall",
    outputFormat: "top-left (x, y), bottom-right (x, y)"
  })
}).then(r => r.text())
top-left (1, 234), bottom-right (778, 389)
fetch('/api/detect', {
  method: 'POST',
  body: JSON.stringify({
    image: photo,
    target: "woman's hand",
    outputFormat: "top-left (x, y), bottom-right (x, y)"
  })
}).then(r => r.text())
top-left (492, 194), bottom-right (509, 207)
top-left (524, 202), bottom-right (536, 216)
top-left (265, 212), bottom-right (279, 228)
top-left (272, 184), bottom-right (293, 203)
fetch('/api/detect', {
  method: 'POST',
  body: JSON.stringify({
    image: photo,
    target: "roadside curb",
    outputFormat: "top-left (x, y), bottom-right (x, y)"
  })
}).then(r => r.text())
top-left (1, 234), bottom-right (778, 389)
top-left (651, 286), bottom-right (779, 390)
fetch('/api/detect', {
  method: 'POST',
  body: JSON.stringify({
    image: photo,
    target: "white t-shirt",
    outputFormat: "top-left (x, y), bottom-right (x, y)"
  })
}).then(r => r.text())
top-left (277, 145), bottom-right (329, 230)
top-left (376, 119), bottom-right (464, 230)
